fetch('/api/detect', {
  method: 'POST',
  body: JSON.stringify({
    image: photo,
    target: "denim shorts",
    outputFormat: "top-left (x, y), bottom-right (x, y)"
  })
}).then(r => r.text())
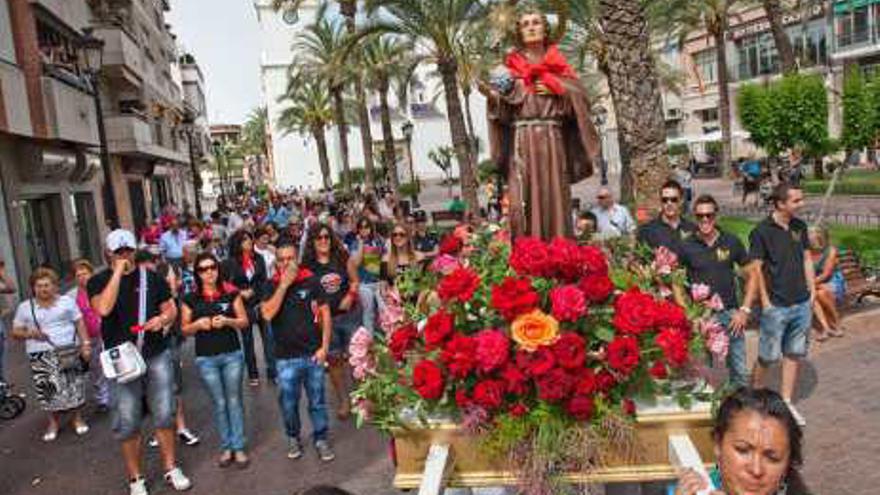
top-left (329, 308), bottom-right (363, 358)
top-left (109, 348), bottom-right (177, 441)
top-left (758, 300), bottom-right (812, 364)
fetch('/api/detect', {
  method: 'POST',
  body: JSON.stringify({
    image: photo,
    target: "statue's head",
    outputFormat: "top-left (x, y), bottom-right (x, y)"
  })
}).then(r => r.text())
top-left (515, 9), bottom-right (550, 48)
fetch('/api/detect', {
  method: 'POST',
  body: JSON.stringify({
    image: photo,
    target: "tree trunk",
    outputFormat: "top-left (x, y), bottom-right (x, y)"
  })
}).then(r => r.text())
top-left (598, 0), bottom-right (669, 211)
top-left (714, 29), bottom-right (732, 177)
top-left (437, 58), bottom-right (479, 212)
top-left (313, 125), bottom-right (333, 190)
top-left (378, 79), bottom-right (400, 195)
top-left (341, 3), bottom-right (376, 194)
top-left (763, 0), bottom-right (797, 73)
top-left (462, 87), bottom-right (478, 165)
top-left (332, 87), bottom-right (352, 192)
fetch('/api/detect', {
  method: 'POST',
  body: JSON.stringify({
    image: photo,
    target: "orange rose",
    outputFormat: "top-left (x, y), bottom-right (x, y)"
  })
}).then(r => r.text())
top-left (511, 310), bottom-right (560, 352)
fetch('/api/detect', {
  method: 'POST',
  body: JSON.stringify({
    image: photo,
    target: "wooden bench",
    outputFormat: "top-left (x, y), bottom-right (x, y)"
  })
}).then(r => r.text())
top-left (431, 210), bottom-right (465, 229)
top-left (838, 249), bottom-right (880, 308)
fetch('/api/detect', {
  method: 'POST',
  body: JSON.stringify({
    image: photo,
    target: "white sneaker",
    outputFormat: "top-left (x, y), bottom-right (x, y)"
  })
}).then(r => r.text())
top-left (784, 400), bottom-right (806, 427)
top-left (129, 477), bottom-right (148, 495)
top-left (164, 467), bottom-right (192, 491)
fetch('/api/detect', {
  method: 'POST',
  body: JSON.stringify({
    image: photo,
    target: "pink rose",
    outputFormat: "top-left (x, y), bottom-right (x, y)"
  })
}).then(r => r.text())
top-left (690, 283), bottom-right (711, 302)
top-left (430, 254), bottom-right (462, 275)
top-left (549, 285), bottom-right (588, 322)
top-left (652, 246), bottom-right (679, 275)
top-left (706, 294), bottom-right (725, 311)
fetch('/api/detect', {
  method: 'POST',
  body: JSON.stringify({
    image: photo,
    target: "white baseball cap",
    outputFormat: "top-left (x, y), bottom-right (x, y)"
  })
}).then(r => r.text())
top-left (106, 229), bottom-right (137, 252)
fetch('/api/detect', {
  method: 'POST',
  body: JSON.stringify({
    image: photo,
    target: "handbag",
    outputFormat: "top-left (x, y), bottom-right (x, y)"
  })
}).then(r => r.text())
top-left (100, 268), bottom-right (148, 383)
top-left (30, 300), bottom-right (84, 372)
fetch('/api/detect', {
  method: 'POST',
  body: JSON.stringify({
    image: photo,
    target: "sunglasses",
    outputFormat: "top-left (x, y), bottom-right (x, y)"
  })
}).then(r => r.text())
top-left (315, 234), bottom-right (331, 241)
top-left (196, 264), bottom-right (218, 273)
top-left (661, 196), bottom-right (680, 204)
top-left (694, 212), bottom-right (716, 221)
top-left (392, 232), bottom-right (407, 238)
top-left (596, 195), bottom-right (610, 200)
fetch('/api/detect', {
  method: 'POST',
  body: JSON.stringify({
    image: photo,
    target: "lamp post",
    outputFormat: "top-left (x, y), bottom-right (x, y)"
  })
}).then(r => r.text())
top-left (182, 115), bottom-right (203, 219)
top-left (592, 104), bottom-right (609, 186)
top-left (81, 28), bottom-right (119, 228)
top-left (401, 120), bottom-right (419, 208)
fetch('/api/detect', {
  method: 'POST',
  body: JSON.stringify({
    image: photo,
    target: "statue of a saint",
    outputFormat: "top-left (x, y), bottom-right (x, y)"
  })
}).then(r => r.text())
top-left (482, 9), bottom-right (602, 239)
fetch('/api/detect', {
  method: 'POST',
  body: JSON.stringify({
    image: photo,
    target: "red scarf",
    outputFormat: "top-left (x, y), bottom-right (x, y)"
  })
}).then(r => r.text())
top-left (202, 282), bottom-right (239, 303)
top-left (242, 252), bottom-right (255, 274)
top-left (271, 266), bottom-right (314, 286)
top-left (505, 44), bottom-right (576, 95)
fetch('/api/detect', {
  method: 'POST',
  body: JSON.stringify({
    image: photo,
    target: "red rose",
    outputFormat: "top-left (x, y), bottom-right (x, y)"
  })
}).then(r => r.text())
top-left (472, 380), bottom-right (506, 410)
top-left (437, 267), bottom-right (481, 304)
top-left (440, 334), bottom-right (477, 379)
top-left (649, 361), bottom-right (668, 379)
top-left (654, 300), bottom-right (689, 332)
top-left (578, 245), bottom-right (609, 276)
top-left (439, 234), bottom-right (463, 255)
top-left (572, 367), bottom-right (598, 395)
top-left (552, 332), bottom-right (587, 370)
top-left (550, 285), bottom-right (588, 322)
top-left (423, 310), bottom-right (455, 350)
top-left (509, 403), bottom-right (529, 417)
top-left (516, 347), bottom-right (556, 377)
top-left (509, 237), bottom-right (552, 277)
top-left (655, 327), bottom-right (689, 368)
top-left (474, 329), bottom-right (510, 374)
top-left (500, 364), bottom-right (529, 395)
top-left (548, 237), bottom-right (582, 281)
top-left (612, 288), bottom-right (657, 335)
top-left (596, 370), bottom-right (616, 393)
top-left (579, 274), bottom-right (614, 304)
top-left (566, 395), bottom-right (595, 421)
top-left (388, 324), bottom-right (418, 362)
top-left (455, 388), bottom-right (472, 408)
top-left (491, 277), bottom-right (540, 321)
top-left (607, 336), bottom-right (640, 375)
top-left (622, 398), bottom-right (637, 416)
top-left (413, 360), bottom-right (445, 400)
top-left (536, 368), bottom-right (573, 403)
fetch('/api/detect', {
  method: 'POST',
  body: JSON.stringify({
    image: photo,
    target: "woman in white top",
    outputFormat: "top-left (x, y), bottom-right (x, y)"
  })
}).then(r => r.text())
top-left (11, 267), bottom-right (90, 442)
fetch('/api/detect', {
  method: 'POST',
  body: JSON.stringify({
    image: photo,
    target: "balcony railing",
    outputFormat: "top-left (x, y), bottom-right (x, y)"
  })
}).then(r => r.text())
top-left (105, 113), bottom-right (187, 163)
top-left (41, 75), bottom-right (99, 146)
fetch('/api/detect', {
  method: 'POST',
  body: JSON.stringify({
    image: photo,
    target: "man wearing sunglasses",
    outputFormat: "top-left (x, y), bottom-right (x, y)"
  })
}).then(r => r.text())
top-left (636, 180), bottom-right (697, 254)
top-left (678, 195), bottom-right (750, 387)
top-left (590, 186), bottom-right (635, 238)
top-left (87, 230), bottom-right (192, 495)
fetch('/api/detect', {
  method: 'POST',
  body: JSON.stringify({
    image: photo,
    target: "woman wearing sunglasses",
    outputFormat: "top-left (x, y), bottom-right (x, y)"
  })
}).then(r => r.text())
top-left (181, 253), bottom-right (251, 469)
top-left (349, 218), bottom-right (385, 333)
top-left (303, 224), bottom-right (360, 420)
top-left (382, 225), bottom-right (421, 284)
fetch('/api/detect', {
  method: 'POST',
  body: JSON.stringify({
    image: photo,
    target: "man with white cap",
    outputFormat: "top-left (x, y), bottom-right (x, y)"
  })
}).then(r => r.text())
top-left (87, 229), bottom-right (193, 495)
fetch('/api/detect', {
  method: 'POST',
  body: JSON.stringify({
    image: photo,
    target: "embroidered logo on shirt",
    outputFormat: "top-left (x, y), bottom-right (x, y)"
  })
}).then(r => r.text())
top-left (716, 248), bottom-right (730, 262)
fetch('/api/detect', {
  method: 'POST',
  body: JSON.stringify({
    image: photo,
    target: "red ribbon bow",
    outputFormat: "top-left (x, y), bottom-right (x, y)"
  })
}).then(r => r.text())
top-left (505, 44), bottom-right (577, 95)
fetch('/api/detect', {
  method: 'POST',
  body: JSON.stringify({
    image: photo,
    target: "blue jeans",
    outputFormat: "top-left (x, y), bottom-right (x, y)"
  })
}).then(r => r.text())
top-left (276, 357), bottom-right (328, 443)
top-left (716, 309), bottom-right (748, 387)
top-left (759, 300), bottom-right (812, 365)
top-left (195, 351), bottom-right (246, 451)
top-left (358, 282), bottom-right (383, 334)
top-left (110, 349), bottom-right (176, 441)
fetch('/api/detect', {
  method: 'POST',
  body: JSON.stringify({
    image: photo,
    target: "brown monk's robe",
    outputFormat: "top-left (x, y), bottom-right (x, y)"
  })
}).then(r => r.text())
top-left (488, 78), bottom-right (601, 240)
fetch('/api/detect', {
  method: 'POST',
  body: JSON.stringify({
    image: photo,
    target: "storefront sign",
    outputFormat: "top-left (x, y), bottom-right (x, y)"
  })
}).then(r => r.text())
top-left (730, 5), bottom-right (825, 40)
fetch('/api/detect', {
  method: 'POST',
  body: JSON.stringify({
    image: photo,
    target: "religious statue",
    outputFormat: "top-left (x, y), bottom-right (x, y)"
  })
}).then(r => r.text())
top-left (482, 7), bottom-right (602, 240)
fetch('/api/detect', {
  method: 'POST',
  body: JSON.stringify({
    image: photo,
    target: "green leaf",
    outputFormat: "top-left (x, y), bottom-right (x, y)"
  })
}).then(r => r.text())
top-left (595, 325), bottom-right (615, 343)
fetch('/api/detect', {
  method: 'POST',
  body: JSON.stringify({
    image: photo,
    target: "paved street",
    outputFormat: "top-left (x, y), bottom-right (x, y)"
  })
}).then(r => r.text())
top-left (2, 305), bottom-right (880, 495)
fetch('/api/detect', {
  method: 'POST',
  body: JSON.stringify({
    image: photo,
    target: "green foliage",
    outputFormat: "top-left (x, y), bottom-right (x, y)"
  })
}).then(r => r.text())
top-left (704, 140), bottom-right (722, 158)
top-left (477, 159), bottom-right (498, 183)
top-left (398, 180), bottom-right (421, 197)
top-left (428, 145), bottom-right (456, 180)
top-left (738, 82), bottom-right (779, 154)
top-left (667, 143), bottom-right (689, 157)
top-left (842, 67), bottom-right (876, 151)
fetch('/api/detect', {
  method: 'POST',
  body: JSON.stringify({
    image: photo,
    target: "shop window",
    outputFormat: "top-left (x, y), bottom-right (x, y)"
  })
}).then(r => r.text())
top-left (835, 5), bottom-right (871, 48)
top-left (736, 33), bottom-right (779, 80)
top-left (692, 49), bottom-right (717, 85)
top-left (19, 196), bottom-right (65, 277)
top-left (70, 193), bottom-right (102, 267)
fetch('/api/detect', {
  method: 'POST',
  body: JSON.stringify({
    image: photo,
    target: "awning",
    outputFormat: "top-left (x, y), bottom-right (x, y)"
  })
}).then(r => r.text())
top-left (666, 131), bottom-right (751, 146)
top-left (834, 0), bottom-right (880, 14)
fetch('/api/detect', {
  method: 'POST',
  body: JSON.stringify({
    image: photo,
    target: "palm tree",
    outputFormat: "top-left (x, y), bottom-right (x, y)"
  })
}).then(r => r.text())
top-left (762, 0), bottom-right (797, 73)
top-left (362, 0), bottom-right (484, 212)
top-left (277, 73), bottom-right (335, 190)
top-left (452, 24), bottom-right (499, 166)
top-left (241, 106), bottom-right (269, 157)
top-left (295, 18), bottom-right (355, 192)
top-left (597, 0), bottom-right (670, 208)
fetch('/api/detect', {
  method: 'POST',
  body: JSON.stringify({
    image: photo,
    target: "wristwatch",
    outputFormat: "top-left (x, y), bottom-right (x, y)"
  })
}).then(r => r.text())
top-left (738, 306), bottom-right (752, 315)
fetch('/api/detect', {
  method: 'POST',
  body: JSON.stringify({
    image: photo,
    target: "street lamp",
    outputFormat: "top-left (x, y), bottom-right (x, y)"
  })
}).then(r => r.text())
top-left (81, 28), bottom-right (119, 228)
top-left (401, 120), bottom-right (419, 208)
top-left (592, 104), bottom-right (609, 186)
top-left (181, 113), bottom-right (203, 219)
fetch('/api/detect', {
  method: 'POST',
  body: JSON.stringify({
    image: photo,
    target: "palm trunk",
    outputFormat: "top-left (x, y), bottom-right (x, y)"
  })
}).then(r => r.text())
top-left (598, 0), bottom-right (669, 210)
top-left (763, 0), bottom-right (797, 73)
top-left (714, 29), bottom-right (732, 177)
top-left (313, 125), bottom-right (332, 190)
top-left (378, 79), bottom-right (399, 195)
top-left (438, 58), bottom-right (479, 212)
top-left (463, 87), bottom-right (477, 165)
top-left (341, 3), bottom-right (376, 194)
top-left (332, 87), bottom-right (352, 192)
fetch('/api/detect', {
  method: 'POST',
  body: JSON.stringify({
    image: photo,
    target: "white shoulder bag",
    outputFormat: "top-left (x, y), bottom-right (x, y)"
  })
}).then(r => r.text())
top-left (100, 267), bottom-right (149, 383)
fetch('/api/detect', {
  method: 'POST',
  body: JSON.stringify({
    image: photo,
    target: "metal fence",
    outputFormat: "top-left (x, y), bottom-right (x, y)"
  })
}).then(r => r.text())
top-left (720, 205), bottom-right (880, 229)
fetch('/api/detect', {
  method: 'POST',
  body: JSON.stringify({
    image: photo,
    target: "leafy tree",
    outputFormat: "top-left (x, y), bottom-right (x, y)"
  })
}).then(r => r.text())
top-left (428, 145), bottom-right (456, 197)
top-left (842, 67), bottom-right (876, 153)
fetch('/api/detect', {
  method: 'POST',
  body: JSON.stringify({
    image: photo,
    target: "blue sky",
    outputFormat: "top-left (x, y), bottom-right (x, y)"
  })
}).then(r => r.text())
top-left (166, 0), bottom-right (263, 124)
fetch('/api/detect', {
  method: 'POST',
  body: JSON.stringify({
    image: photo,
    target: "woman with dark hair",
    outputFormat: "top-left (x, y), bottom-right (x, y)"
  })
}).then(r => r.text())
top-left (349, 217), bottom-right (385, 333)
top-left (303, 223), bottom-right (361, 419)
top-left (674, 387), bottom-right (806, 495)
top-left (222, 230), bottom-right (270, 386)
top-left (181, 253), bottom-right (250, 468)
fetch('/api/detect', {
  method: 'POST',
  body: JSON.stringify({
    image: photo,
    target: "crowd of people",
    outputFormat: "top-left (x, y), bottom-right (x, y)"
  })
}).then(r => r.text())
top-left (0, 176), bottom-right (845, 495)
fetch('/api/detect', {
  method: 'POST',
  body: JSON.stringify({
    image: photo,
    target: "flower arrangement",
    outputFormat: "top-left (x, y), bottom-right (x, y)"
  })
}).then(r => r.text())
top-left (351, 227), bottom-right (727, 492)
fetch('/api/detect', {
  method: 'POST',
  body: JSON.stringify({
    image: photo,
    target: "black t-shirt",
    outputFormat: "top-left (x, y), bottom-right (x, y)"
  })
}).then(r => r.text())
top-left (413, 232), bottom-right (439, 254)
top-left (637, 217), bottom-right (698, 255)
top-left (306, 259), bottom-right (350, 316)
top-left (86, 269), bottom-right (173, 359)
top-left (680, 231), bottom-right (748, 310)
top-left (181, 291), bottom-right (241, 357)
top-left (260, 276), bottom-right (328, 359)
top-left (748, 216), bottom-right (811, 307)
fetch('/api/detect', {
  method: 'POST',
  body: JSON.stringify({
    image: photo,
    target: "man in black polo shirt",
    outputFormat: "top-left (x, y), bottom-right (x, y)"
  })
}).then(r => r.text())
top-left (636, 179), bottom-right (697, 254)
top-left (679, 195), bottom-right (750, 387)
top-left (260, 241), bottom-right (335, 463)
top-left (412, 210), bottom-right (439, 258)
top-left (741, 183), bottom-right (815, 427)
